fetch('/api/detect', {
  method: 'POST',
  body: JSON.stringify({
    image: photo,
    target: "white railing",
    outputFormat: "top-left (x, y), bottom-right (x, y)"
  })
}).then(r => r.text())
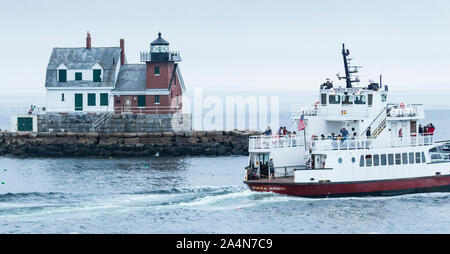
top-left (310, 134), bottom-right (434, 151)
top-left (249, 134), bottom-right (435, 151)
top-left (249, 135), bottom-right (305, 150)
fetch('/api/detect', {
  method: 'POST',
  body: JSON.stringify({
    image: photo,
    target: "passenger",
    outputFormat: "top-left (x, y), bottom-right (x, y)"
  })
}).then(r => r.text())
top-left (283, 127), bottom-right (287, 136)
top-left (278, 127), bottom-right (283, 136)
top-left (352, 132), bottom-right (357, 140)
top-left (418, 124), bottom-right (424, 135)
top-left (264, 126), bottom-right (272, 136)
top-left (427, 123), bottom-right (435, 135)
top-left (269, 159), bottom-right (275, 180)
top-left (321, 134), bottom-right (326, 140)
top-left (331, 133), bottom-right (336, 140)
top-left (366, 127), bottom-right (371, 138)
top-left (342, 128), bottom-right (349, 140)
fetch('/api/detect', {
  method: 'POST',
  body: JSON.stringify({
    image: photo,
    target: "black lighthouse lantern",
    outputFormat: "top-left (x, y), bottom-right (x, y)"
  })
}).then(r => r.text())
top-left (150, 32), bottom-right (170, 62)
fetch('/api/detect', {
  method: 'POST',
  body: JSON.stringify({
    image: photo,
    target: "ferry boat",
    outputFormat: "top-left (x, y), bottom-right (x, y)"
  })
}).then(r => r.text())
top-left (244, 44), bottom-right (450, 198)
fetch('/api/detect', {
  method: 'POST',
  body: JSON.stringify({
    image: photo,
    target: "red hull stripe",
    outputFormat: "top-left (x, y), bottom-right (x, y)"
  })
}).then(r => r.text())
top-left (244, 175), bottom-right (450, 198)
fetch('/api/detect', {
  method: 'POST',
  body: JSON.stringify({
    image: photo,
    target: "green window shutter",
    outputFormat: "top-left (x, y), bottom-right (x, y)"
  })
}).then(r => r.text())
top-left (58, 70), bottom-right (67, 82)
top-left (88, 93), bottom-right (96, 106)
top-left (154, 66), bottom-right (160, 75)
top-left (138, 95), bottom-right (146, 107)
top-left (100, 93), bottom-right (109, 106)
top-left (75, 72), bottom-right (82, 81)
top-left (93, 69), bottom-right (102, 82)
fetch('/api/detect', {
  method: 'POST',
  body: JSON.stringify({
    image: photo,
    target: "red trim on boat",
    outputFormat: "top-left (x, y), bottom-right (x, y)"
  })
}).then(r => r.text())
top-left (244, 175), bottom-right (450, 197)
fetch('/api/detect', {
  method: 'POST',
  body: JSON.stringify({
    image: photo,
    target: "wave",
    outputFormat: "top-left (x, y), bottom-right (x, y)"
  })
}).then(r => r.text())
top-left (0, 192), bottom-right (68, 201)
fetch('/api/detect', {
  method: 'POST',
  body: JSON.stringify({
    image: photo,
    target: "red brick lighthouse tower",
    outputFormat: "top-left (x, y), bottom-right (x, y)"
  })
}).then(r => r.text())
top-left (141, 32), bottom-right (184, 114)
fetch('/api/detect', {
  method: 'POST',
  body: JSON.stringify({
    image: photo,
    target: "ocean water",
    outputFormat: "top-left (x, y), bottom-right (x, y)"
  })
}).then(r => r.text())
top-left (1, 155), bottom-right (450, 234)
top-left (1, 93), bottom-right (450, 233)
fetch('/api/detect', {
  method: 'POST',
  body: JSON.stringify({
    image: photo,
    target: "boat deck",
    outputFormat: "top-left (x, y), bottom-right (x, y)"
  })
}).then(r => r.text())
top-left (245, 176), bottom-right (294, 184)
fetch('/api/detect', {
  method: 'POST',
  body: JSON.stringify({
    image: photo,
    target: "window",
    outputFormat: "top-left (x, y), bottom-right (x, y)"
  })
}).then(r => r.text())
top-left (402, 153), bottom-right (408, 164)
top-left (373, 154), bottom-right (380, 166)
top-left (75, 72), bottom-right (82, 81)
top-left (360, 155), bottom-right (364, 167)
top-left (321, 94), bottom-right (327, 106)
top-left (381, 94), bottom-right (387, 102)
top-left (368, 94), bottom-right (373, 106)
top-left (415, 152), bottom-right (421, 163)
top-left (351, 157), bottom-right (356, 163)
top-left (354, 95), bottom-right (366, 105)
top-left (388, 154), bottom-right (394, 165)
top-left (58, 69), bottom-right (67, 82)
top-left (421, 152), bottom-right (426, 163)
top-left (381, 154), bottom-right (387, 166)
top-left (61, 93), bottom-right (65, 101)
top-left (409, 152), bottom-right (415, 164)
top-left (154, 95), bottom-right (160, 104)
top-left (338, 158), bottom-right (343, 164)
top-left (100, 93), bottom-right (108, 106)
top-left (155, 66), bottom-right (160, 75)
top-left (93, 69), bottom-right (102, 82)
top-left (366, 155), bottom-right (372, 167)
top-left (88, 93), bottom-right (96, 106)
top-left (395, 153), bottom-right (401, 165)
top-left (329, 95), bottom-right (340, 104)
top-left (342, 95), bottom-right (353, 105)
top-left (137, 95), bottom-right (146, 107)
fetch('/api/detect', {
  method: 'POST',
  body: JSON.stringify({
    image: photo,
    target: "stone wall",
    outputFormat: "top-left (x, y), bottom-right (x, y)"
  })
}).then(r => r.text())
top-left (37, 113), bottom-right (192, 133)
top-left (0, 131), bottom-right (258, 158)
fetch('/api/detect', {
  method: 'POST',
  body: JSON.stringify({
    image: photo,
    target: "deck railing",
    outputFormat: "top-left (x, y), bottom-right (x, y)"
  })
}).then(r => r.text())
top-left (249, 134), bottom-right (435, 151)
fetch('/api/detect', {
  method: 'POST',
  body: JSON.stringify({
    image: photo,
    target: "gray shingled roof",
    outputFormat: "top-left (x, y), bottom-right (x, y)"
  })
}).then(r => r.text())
top-left (45, 47), bottom-right (122, 88)
top-left (113, 64), bottom-right (147, 91)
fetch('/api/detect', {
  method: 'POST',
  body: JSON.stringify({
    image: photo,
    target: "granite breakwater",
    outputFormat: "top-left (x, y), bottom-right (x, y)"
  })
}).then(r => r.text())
top-left (0, 131), bottom-right (257, 158)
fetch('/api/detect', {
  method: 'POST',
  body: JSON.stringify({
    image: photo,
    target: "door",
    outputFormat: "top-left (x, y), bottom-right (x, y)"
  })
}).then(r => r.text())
top-left (75, 94), bottom-right (83, 111)
top-left (124, 96), bottom-right (133, 113)
top-left (17, 117), bottom-right (33, 132)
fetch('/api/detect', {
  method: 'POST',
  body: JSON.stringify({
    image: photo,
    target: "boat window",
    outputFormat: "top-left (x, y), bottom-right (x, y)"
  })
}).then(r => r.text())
top-left (415, 152), bottom-right (421, 163)
top-left (381, 94), bottom-right (387, 102)
top-left (321, 94), bottom-right (327, 106)
top-left (365, 155), bottom-right (372, 167)
top-left (421, 152), bottom-right (426, 163)
top-left (368, 94), bottom-right (373, 106)
top-left (360, 155), bottom-right (364, 167)
top-left (373, 154), bottom-right (380, 166)
top-left (388, 154), bottom-right (394, 165)
top-left (402, 153), bottom-right (408, 164)
top-left (395, 153), bottom-right (401, 165)
top-left (409, 152), bottom-right (415, 164)
top-left (329, 95), bottom-right (341, 104)
top-left (380, 154), bottom-right (387, 166)
top-left (342, 95), bottom-right (353, 105)
top-left (354, 95), bottom-right (366, 105)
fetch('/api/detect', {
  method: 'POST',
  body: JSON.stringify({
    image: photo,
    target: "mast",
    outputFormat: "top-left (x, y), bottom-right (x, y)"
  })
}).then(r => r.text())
top-left (342, 44), bottom-right (352, 88)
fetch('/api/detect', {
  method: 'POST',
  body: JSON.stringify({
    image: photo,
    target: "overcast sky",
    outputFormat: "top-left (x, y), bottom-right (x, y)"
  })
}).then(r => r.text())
top-left (1, 0), bottom-right (450, 95)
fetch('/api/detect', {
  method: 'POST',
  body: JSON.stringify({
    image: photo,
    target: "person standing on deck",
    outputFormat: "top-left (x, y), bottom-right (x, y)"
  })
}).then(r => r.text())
top-left (269, 158), bottom-right (275, 180)
top-left (366, 127), bottom-right (371, 138)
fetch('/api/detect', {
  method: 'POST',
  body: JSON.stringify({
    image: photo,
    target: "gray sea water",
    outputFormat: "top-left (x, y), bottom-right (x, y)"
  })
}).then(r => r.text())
top-left (1, 93), bottom-right (450, 233)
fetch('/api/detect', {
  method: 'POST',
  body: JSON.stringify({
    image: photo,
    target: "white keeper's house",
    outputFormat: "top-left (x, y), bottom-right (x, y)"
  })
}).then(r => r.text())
top-left (45, 32), bottom-right (125, 112)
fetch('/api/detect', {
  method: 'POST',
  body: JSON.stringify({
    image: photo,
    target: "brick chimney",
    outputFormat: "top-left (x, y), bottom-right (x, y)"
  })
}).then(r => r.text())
top-left (86, 32), bottom-right (91, 49)
top-left (120, 39), bottom-right (125, 66)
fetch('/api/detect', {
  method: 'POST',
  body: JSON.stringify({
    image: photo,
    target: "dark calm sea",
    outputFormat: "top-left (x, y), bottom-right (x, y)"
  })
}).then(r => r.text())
top-left (0, 93), bottom-right (450, 233)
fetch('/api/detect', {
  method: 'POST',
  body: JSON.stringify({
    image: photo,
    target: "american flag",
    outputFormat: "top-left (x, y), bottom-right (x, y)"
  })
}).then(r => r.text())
top-left (297, 114), bottom-right (306, 131)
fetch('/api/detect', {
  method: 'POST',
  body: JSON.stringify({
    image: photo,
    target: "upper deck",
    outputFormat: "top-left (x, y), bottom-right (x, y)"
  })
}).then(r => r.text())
top-left (249, 134), bottom-right (435, 153)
